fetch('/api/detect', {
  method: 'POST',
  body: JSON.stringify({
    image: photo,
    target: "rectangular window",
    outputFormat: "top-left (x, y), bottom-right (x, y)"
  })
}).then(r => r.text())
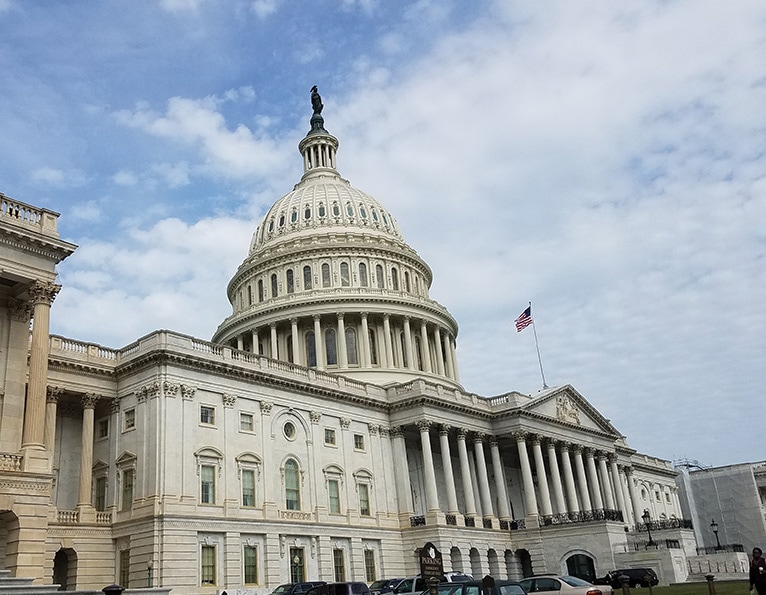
top-left (364, 550), bottom-right (376, 582)
top-left (124, 409), bottom-right (135, 431)
top-left (244, 546), bottom-right (258, 585)
top-left (121, 470), bottom-right (134, 510)
top-left (200, 406), bottom-right (215, 425)
top-left (94, 476), bottom-right (107, 511)
top-left (289, 547), bottom-right (305, 583)
top-left (240, 413), bottom-right (254, 432)
top-left (201, 465), bottom-right (216, 504)
top-left (119, 549), bottom-right (130, 588)
top-left (325, 428), bottom-right (336, 445)
top-left (359, 483), bottom-right (370, 517)
top-left (354, 434), bottom-right (365, 451)
top-left (201, 545), bottom-right (216, 585)
top-left (98, 418), bottom-right (109, 439)
top-left (242, 469), bottom-right (255, 507)
top-left (328, 479), bottom-right (340, 514)
top-left (333, 549), bottom-right (346, 582)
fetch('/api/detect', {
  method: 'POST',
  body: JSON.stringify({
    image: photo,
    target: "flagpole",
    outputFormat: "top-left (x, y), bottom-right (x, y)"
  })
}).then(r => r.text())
top-left (529, 301), bottom-right (548, 389)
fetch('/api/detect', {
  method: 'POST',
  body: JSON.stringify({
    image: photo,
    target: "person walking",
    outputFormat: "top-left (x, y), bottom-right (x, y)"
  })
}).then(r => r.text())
top-left (751, 547), bottom-right (766, 595)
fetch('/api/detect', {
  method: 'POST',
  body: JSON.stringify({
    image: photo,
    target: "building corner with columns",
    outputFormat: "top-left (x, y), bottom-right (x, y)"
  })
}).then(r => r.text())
top-left (0, 98), bottom-right (701, 593)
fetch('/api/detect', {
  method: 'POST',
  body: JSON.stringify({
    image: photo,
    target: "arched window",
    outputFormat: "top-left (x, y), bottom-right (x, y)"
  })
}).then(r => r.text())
top-left (306, 331), bottom-right (317, 367)
top-left (340, 262), bottom-right (350, 286)
top-left (287, 335), bottom-right (294, 363)
top-left (258, 280), bottom-right (264, 302)
top-left (390, 330), bottom-right (399, 366)
top-left (322, 263), bottom-right (331, 287)
top-left (286, 269), bottom-right (295, 294)
top-left (325, 329), bottom-right (337, 366)
top-left (271, 273), bottom-right (278, 298)
top-left (414, 336), bottom-right (422, 370)
top-left (404, 271), bottom-right (411, 293)
top-left (346, 328), bottom-right (358, 365)
top-left (358, 263), bottom-right (368, 287)
top-left (304, 205), bottom-right (311, 220)
top-left (391, 268), bottom-right (399, 291)
top-left (290, 209), bottom-right (298, 223)
top-left (415, 276), bottom-right (420, 295)
top-left (346, 202), bottom-right (354, 217)
top-left (375, 265), bottom-right (384, 289)
top-left (368, 329), bottom-right (378, 365)
top-left (399, 332), bottom-right (407, 367)
top-left (332, 202), bottom-right (340, 217)
top-left (285, 459), bottom-right (300, 510)
top-left (303, 265), bottom-right (312, 290)
top-left (318, 203), bottom-right (326, 218)
top-left (247, 285), bottom-right (252, 305)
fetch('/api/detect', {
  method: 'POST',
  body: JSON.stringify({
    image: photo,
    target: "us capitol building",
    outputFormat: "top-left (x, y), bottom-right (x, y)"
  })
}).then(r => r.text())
top-left (0, 91), bottom-right (699, 593)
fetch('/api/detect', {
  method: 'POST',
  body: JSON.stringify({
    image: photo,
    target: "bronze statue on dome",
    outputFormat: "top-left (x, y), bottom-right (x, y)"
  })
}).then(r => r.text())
top-left (310, 85), bottom-right (323, 115)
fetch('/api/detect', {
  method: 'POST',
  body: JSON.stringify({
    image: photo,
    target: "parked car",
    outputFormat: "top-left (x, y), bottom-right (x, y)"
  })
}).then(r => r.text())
top-left (444, 572), bottom-right (474, 583)
top-left (395, 573), bottom-right (475, 595)
top-left (431, 579), bottom-right (527, 595)
top-left (272, 581), bottom-right (328, 595)
top-left (518, 575), bottom-right (604, 595)
top-left (306, 582), bottom-right (372, 595)
top-left (370, 578), bottom-right (405, 595)
top-left (594, 568), bottom-right (658, 589)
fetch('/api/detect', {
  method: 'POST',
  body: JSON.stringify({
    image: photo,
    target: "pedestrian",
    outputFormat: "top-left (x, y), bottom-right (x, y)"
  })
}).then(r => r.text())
top-left (751, 547), bottom-right (766, 595)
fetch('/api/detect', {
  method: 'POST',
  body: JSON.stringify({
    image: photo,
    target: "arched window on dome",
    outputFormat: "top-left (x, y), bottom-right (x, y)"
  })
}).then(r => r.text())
top-left (290, 209), bottom-right (298, 224)
top-left (371, 208), bottom-right (379, 223)
top-left (346, 202), bottom-right (354, 218)
top-left (278, 213), bottom-right (285, 228)
top-left (286, 269), bottom-right (295, 294)
top-left (247, 285), bottom-right (252, 306)
top-left (287, 335), bottom-right (294, 363)
top-left (303, 265), bottom-right (313, 290)
top-left (325, 329), bottom-right (337, 366)
top-left (271, 273), bottom-right (278, 298)
top-left (391, 268), bottom-right (399, 291)
top-left (321, 263), bottom-right (331, 288)
top-left (359, 204), bottom-right (367, 219)
top-left (332, 202), bottom-right (340, 217)
top-left (304, 205), bottom-right (311, 220)
top-left (414, 336), bottom-right (423, 371)
top-left (375, 265), bottom-right (384, 289)
top-left (268, 219), bottom-right (275, 232)
top-left (414, 275), bottom-right (421, 295)
top-left (346, 328), bottom-right (358, 365)
top-left (306, 331), bottom-right (317, 367)
top-left (318, 203), bottom-right (326, 218)
top-left (368, 328), bottom-right (378, 365)
top-left (340, 262), bottom-right (350, 287)
top-left (404, 271), bottom-right (411, 293)
top-left (258, 280), bottom-right (264, 302)
top-left (382, 212), bottom-right (389, 226)
top-left (358, 263), bottom-right (368, 287)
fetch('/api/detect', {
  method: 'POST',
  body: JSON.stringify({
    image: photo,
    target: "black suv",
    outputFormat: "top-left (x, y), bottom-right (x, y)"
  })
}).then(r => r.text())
top-left (272, 581), bottom-right (328, 595)
top-left (596, 568), bottom-right (658, 589)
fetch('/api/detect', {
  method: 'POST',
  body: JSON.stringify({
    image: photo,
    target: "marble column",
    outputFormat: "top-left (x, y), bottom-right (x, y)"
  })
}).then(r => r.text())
top-left (598, 452), bottom-right (615, 509)
top-left (403, 317), bottom-right (414, 370)
top-left (546, 439), bottom-right (567, 514)
top-left (252, 329), bottom-right (260, 354)
top-left (313, 315), bottom-right (325, 370)
top-left (390, 427), bottom-right (413, 514)
top-left (382, 314), bottom-right (394, 368)
top-left (270, 323), bottom-right (278, 360)
top-left (572, 445), bottom-right (592, 511)
top-left (360, 313), bottom-right (370, 367)
top-left (456, 429), bottom-right (477, 517)
top-left (513, 432), bottom-right (539, 517)
top-left (439, 426), bottom-right (459, 514)
top-left (433, 327), bottom-right (445, 376)
top-left (585, 448), bottom-right (603, 510)
top-left (78, 393), bottom-right (99, 507)
top-left (473, 434), bottom-right (494, 518)
top-left (610, 456), bottom-right (629, 523)
top-left (237, 335), bottom-right (244, 350)
top-left (625, 466), bottom-right (643, 527)
top-left (337, 313), bottom-right (348, 369)
top-left (489, 438), bottom-right (511, 520)
top-left (559, 442), bottom-right (580, 512)
top-left (417, 421), bottom-right (440, 512)
top-left (531, 435), bottom-right (553, 517)
top-left (443, 334), bottom-right (455, 379)
top-left (22, 281), bottom-right (60, 450)
top-left (420, 320), bottom-right (432, 374)
top-left (44, 386), bottom-right (63, 455)
top-left (290, 318), bottom-right (300, 365)
top-left (448, 336), bottom-right (460, 382)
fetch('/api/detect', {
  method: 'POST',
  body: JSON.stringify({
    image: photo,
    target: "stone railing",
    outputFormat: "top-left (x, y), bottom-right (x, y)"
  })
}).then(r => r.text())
top-left (279, 510), bottom-right (313, 521)
top-left (0, 453), bottom-right (23, 472)
top-left (0, 192), bottom-right (62, 236)
top-left (541, 508), bottom-right (624, 526)
top-left (57, 510), bottom-right (79, 524)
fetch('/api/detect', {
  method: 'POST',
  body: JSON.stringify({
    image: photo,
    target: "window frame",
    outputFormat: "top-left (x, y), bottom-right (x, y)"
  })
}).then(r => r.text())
top-left (200, 405), bottom-right (216, 426)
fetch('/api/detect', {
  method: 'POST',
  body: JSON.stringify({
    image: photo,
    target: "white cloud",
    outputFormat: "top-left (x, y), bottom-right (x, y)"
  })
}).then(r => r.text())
top-left (32, 167), bottom-right (87, 188)
top-left (159, 0), bottom-right (203, 13)
top-left (113, 170), bottom-right (138, 186)
top-left (250, 0), bottom-right (281, 19)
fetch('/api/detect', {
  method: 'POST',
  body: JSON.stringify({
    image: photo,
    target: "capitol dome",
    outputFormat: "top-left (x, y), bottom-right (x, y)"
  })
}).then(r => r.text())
top-left (213, 90), bottom-right (461, 388)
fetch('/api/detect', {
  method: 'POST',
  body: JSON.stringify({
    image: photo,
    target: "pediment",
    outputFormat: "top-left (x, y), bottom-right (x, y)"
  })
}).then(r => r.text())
top-left (520, 385), bottom-right (619, 436)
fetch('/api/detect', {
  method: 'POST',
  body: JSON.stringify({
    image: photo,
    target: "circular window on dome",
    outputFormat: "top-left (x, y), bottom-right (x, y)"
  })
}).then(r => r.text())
top-left (284, 421), bottom-right (296, 440)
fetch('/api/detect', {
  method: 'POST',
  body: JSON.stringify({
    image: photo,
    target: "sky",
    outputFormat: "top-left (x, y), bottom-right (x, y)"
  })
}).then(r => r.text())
top-left (1, 0), bottom-right (764, 469)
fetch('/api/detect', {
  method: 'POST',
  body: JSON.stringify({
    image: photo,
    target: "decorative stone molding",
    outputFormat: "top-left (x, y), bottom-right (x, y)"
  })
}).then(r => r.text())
top-left (181, 384), bottom-right (197, 401)
top-left (260, 400), bottom-right (273, 414)
top-left (46, 386), bottom-right (64, 403)
top-left (457, 427), bottom-right (469, 440)
top-left (163, 381), bottom-right (179, 398)
top-left (511, 431), bottom-right (528, 442)
top-left (389, 426), bottom-right (404, 439)
top-left (368, 423), bottom-right (379, 436)
top-left (340, 417), bottom-right (351, 430)
top-left (416, 420), bottom-right (432, 432)
top-left (439, 425), bottom-right (451, 437)
top-left (556, 394), bottom-right (580, 425)
top-left (473, 432), bottom-right (487, 444)
top-left (310, 410), bottom-right (322, 423)
top-left (29, 280), bottom-right (61, 306)
top-left (81, 393), bottom-right (100, 409)
top-left (8, 298), bottom-right (31, 322)
top-left (222, 393), bottom-right (237, 408)
top-left (378, 426), bottom-right (390, 438)
top-left (110, 399), bottom-right (121, 414)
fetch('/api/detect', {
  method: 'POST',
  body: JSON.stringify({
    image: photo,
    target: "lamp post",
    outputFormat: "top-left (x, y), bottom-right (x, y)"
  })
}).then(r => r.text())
top-left (711, 519), bottom-right (721, 551)
top-left (642, 509), bottom-right (655, 547)
top-left (147, 562), bottom-right (153, 588)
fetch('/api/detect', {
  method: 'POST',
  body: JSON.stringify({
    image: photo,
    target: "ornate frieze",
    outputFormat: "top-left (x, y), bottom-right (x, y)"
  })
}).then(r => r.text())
top-left (222, 393), bottom-right (237, 408)
top-left (556, 394), bottom-right (580, 425)
top-left (310, 410), bottom-right (322, 423)
top-left (181, 384), bottom-right (197, 401)
top-left (340, 417), bottom-right (351, 430)
top-left (260, 400), bottom-right (273, 414)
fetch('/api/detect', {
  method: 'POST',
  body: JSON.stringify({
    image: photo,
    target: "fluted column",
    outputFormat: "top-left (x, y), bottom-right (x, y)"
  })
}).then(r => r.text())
top-left (78, 393), bottom-right (99, 507)
top-left (417, 421), bottom-right (440, 512)
top-left (439, 426), bottom-right (459, 514)
top-left (559, 442), bottom-right (580, 512)
top-left (252, 329), bottom-right (260, 354)
top-left (448, 335), bottom-right (460, 382)
top-left (489, 438), bottom-right (511, 520)
top-left (598, 452), bottom-right (615, 509)
top-left (610, 456), bottom-right (628, 523)
top-left (443, 333), bottom-right (455, 379)
top-left (237, 334), bottom-right (244, 350)
top-left (572, 445), bottom-right (592, 511)
top-left (313, 315), bottom-right (325, 370)
top-left (513, 432), bottom-right (538, 517)
top-left (625, 466), bottom-right (642, 526)
top-left (433, 327), bottom-right (445, 376)
top-left (337, 313), bottom-right (348, 368)
top-left (269, 323), bottom-right (278, 359)
top-left (289, 318), bottom-right (300, 365)
top-left (44, 387), bottom-right (63, 454)
top-left (420, 320), bottom-right (432, 373)
top-left (585, 448), bottom-right (603, 510)
top-left (456, 429), bottom-right (477, 517)
top-left (360, 313), bottom-right (370, 367)
top-left (473, 434), bottom-right (494, 518)
top-left (382, 314), bottom-right (394, 368)
top-left (403, 317), bottom-right (414, 370)
top-left (531, 435), bottom-right (553, 517)
top-left (546, 439), bottom-right (567, 514)
top-left (22, 282), bottom-right (60, 451)
top-left (390, 426), bottom-right (413, 514)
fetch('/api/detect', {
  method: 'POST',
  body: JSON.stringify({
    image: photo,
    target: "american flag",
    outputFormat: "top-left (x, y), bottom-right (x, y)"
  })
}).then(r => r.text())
top-left (514, 306), bottom-right (533, 332)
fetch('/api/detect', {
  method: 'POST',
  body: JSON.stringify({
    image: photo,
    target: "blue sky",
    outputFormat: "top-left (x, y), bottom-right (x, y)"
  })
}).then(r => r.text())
top-left (1, 0), bottom-right (764, 468)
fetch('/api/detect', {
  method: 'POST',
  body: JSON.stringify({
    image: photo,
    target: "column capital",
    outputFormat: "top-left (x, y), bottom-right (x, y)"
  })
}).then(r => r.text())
top-left (81, 393), bottom-right (100, 409)
top-left (289, 316), bottom-right (298, 324)
top-left (336, 312), bottom-right (345, 321)
top-left (383, 312), bottom-right (391, 321)
top-left (29, 280), bottom-right (61, 306)
top-left (360, 311), bottom-right (368, 319)
top-left (529, 433), bottom-right (543, 446)
top-left (472, 432), bottom-right (487, 445)
top-left (623, 465), bottom-right (634, 476)
top-left (511, 430), bottom-right (528, 442)
top-left (439, 425), bottom-right (452, 437)
top-left (46, 386), bottom-right (64, 403)
top-left (456, 427), bottom-right (469, 439)
top-left (608, 453), bottom-right (619, 464)
top-left (269, 321), bottom-right (277, 329)
top-left (596, 450), bottom-right (609, 461)
top-left (571, 443), bottom-right (584, 455)
top-left (403, 315), bottom-right (411, 322)
top-left (544, 437), bottom-right (558, 449)
top-left (310, 410), bottom-right (322, 423)
top-left (368, 423), bottom-right (379, 436)
top-left (313, 313), bottom-right (321, 321)
top-left (416, 419), bottom-right (433, 432)
top-left (583, 447), bottom-right (596, 458)
top-left (8, 297), bottom-right (32, 322)
top-left (489, 436), bottom-right (500, 447)
top-left (559, 440), bottom-right (572, 452)
top-left (390, 426), bottom-right (405, 439)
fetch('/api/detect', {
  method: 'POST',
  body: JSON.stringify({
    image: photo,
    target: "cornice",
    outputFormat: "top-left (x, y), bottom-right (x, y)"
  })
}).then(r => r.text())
top-left (0, 225), bottom-right (77, 263)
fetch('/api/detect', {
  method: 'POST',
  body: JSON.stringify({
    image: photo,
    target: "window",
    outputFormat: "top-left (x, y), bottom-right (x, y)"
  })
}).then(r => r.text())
top-left (124, 408), bottom-right (135, 431)
top-left (303, 265), bottom-right (312, 290)
top-left (248, 285), bottom-right (253, 305)
top-left (242, 469), bottom-right (255, 507)
top-left (375, 264), bottom-right (384, 288)
top-left (200, 406), bottom-right (215, 425)
top-left (304, 206), bottom-right (311, 220)
top-left (333, 549), bottom-right (346, 582)
top-left (240, 413), bottom-right (254, 432)
top-left (271, 273), bottom-right (278, 298)
top-left (201, 545), bottom-right (216, 585)
top-left (286, 269), bottom-right (295, 293)
top-left (340, 262), bottom-right (350, 286)
top-left (364, 550), bottom-right (376, 582)
top-left (325, 428), bottom-right (336, 445)
top-left (94, 476), bottom-right (107, 511)
top-left (346, 328), bottom-right (358, 365)
top-left (285, 459), bottom-right (301, 510)
top-left (405, 271), bottom-right (411, 292)
top-left (322, 263), bottom-right (331, 287)
top-left (354, 434), bottom-right (365, 451)
top-left (359, 263), bottom-right (368, 287)
top-left (98, 419), bottom-right (109, 439)
top-left (318, 203), bottom-right (326, 218)
top-left (665, 492), bottom-right (671, 503)
top-left (258, 279), bottom-right (264, 302)
top-left (359, 483), bottom-right (371, 516)
top-left (391, 268), bottom-right (399, 290)
top-left (289, 547), bottom-right (305, 582)
top-left (325, 329), bottom-right (337, 366)
top-left (655, 491), bottom-right (661, 502)
top-left (284, 422), bottom-right (296, 440)
top-left (329, 479), bottom-right (341, 514)
top-left (121, 469), bottom-right (134, 510)
top-left (201, 465), bottom-right (216, 504)
top-left (369, 329), bottom-right (378, 365)
top-left (332, 202), bottom-right (340, 217)
top-left (306, 331), bottom-right (317, 367)
top-left (244, 545), bottom-right (258, 585)
top-left (119, 550), bottom-right (130, 588)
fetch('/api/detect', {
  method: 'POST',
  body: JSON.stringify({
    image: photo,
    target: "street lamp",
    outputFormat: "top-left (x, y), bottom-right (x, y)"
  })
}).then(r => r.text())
top-left (711, 519), bottom-right (722, 551)
top-left (642, 509), bottom-right (655, 547)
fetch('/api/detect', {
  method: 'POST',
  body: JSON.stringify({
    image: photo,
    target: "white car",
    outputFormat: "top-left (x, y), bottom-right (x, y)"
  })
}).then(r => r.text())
top-left (518, 575), bottom-right (606, 595)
